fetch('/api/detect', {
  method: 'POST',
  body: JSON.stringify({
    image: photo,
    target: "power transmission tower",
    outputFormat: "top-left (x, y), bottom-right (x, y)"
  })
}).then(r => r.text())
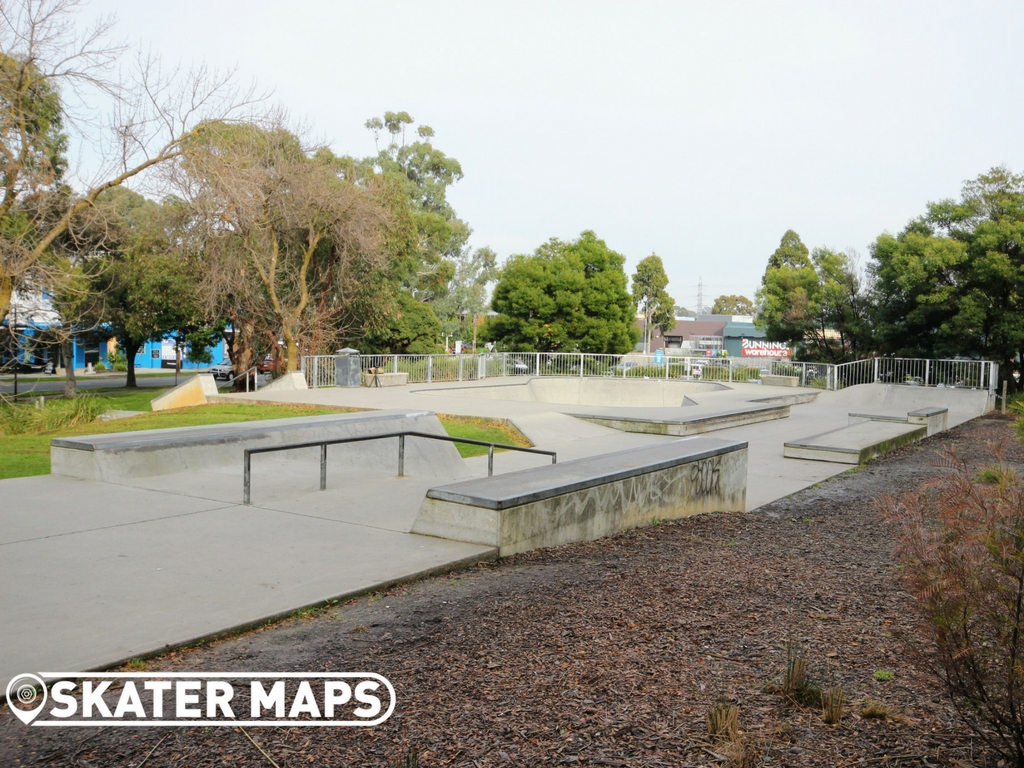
top-left (697, 276), bottom-right (705, 315)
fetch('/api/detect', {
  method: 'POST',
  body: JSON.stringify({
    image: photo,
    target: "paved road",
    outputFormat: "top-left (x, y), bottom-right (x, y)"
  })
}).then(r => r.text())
top-left (0, 373), bottom-right (268, 396)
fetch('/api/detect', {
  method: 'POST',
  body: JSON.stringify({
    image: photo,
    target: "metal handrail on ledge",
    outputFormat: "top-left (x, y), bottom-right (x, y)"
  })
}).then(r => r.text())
top-left (242, 431), bottom-right (557, 505)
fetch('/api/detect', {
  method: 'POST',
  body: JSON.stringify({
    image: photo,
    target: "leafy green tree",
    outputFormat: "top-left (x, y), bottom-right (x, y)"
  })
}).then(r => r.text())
top-left (359, 112), bottom-right (466, 297)
top-left (756, 230), bottom-right (818, 351)
top-left (711, 294), bottom-right (755, 315)
top-left (632, 254), bottom-right (675, 353)
top-left (483, 231), bottom-right (637, 353)
top-left (363, 291), bottom-right (442, 354)
top-left (82, 190), bottom-right (202, 387)
top-left (757, 231), bottom-right (873, 361)
top-left (871, 167), bottom-right (1024, 388)
top-left (433, 246), bottom-right (498, 347)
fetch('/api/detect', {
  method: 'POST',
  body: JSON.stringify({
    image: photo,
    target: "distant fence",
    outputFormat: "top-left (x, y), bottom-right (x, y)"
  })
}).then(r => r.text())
top-left (301, 352), bottom-right (994, 393)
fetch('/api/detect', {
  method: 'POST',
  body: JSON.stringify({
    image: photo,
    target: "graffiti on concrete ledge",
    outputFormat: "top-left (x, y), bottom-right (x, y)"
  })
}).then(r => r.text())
top-left (689, 457), bottom-right (721, 497)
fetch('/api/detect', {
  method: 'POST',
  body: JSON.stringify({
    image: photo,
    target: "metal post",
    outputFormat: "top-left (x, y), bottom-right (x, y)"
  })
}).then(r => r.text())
top-left (925, 359), bottom-right (930, 387)
top-left (243, 451), bottom-right (251, 505)
top-left (551, 454), bottom-right (557, 465)
top-left (312, 357), bottom-right (318, 388)
top-left (320, 444), bottom-right (327, 490)
top-left (458, 356), bottom-right (463, 381)
top-left (580, 352), bottom-right (584, 377)
top-left (488, 445), bottom-right (494, 476)
top-left (1002, 380), bottom-right (1008, 414)
top-left (728, 360), bottom-right (733, 382)
top-left (502, 354), bottom-right (507, 378)
top-left (427, 355), bottom-right (433, 383)
top-left (398, 434), bottom-right (405, 477)
top-left (393, 355), bottom-right (398, 374)
top-left (873, 358), bottom-right (879, 383)
top-left (536, 352), bottom-right (540, 376)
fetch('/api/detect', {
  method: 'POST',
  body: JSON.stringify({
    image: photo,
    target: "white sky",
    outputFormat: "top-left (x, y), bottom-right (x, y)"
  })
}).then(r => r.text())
top-left (86, 0), bottom-right (1024, 309)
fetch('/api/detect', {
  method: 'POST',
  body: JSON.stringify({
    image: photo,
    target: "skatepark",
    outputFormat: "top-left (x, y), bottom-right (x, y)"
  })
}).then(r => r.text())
top-left (0, 364), bottom-right (996, 690)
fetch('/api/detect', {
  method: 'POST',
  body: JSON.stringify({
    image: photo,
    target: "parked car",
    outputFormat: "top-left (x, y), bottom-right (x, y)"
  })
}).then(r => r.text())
top-left (510, 359), bottom-right (530, 374)
top-left (210, 360), bottom-right (234, 380)
top-left (612, 360), bottom-right (640, 372)
top-left (257, 355), bottom-right (275, 374)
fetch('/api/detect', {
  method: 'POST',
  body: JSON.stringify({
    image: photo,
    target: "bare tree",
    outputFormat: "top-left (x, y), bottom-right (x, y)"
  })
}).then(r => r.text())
top-left (0, 0), bottom-right (262, 326)
top-left (182, 120), bottom-right (398, 373)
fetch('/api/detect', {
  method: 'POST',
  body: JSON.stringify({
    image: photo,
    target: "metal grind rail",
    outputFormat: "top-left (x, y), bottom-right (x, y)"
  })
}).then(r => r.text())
top-left (242, 431), bottom-right (557, 505)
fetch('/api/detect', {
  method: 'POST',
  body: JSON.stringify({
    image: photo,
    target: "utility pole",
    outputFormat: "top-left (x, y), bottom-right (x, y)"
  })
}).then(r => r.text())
top-left (697, 277), bottom-right (704, 316)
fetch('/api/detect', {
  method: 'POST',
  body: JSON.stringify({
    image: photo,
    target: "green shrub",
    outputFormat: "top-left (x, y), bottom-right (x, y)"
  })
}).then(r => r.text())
top-left (93, 361), bottom-right (107, 372)
top-left (107, 347), bottom-right (127, 372)
top-left (0, 395), bottom-right (107, 436)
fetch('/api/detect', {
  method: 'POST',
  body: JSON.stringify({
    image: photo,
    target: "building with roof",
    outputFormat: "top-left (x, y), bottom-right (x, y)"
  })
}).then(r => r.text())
top-left (637, 314), bottom-right (791, 358)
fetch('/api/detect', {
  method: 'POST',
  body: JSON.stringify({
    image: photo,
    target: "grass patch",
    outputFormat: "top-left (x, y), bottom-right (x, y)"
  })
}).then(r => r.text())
top-left (0, 398), bottom-right (357, 480)
top-left (437, 414), bottom-right (532, 458)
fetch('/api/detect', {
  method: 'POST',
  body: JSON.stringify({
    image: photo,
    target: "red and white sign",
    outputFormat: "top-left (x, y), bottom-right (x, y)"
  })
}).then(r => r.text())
top-left (741, 339), bottom-right (791, 357)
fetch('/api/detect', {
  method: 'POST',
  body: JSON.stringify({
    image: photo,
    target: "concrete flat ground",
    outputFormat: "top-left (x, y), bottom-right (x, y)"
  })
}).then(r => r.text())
top-left (0, 377), bottom-right (989, 689)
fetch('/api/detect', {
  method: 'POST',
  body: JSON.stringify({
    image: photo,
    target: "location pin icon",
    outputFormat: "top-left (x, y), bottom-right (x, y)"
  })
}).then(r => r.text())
top-left (6, 674), bottom-right (47, 725)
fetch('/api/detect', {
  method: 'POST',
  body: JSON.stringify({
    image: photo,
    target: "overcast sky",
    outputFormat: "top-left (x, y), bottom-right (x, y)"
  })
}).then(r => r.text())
top-left (87, 0), bottom-right (1024, 310)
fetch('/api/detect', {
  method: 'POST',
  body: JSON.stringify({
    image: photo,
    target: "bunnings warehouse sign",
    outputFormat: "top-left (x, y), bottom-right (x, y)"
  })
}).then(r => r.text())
top-left (741, 339), bottom-right (791, 357)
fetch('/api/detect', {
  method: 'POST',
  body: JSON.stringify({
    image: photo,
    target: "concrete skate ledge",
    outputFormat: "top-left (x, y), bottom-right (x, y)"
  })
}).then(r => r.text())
top-left (784, 421), bottom-right (927, 465)
top-left (413, 438), bottom-right (747, 556)
top-left (52, 409), bottom-right (463, 482)
top-left (573, 403), bottom-right (788, 437)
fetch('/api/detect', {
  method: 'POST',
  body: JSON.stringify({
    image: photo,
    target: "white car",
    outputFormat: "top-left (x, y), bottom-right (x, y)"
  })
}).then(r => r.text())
top-left (210, 360), bottom-right (234, 380)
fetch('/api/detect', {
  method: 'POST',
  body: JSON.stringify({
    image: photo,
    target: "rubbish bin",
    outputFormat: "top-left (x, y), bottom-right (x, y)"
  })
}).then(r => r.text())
top-left (335, 348), bottom-right (361, 388)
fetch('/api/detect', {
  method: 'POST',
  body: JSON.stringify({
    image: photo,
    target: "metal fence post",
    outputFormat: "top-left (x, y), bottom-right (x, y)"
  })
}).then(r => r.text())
top-left (320, 444), bottom-right (327, 490)
top-left (427, 355), bottom-right (433, 383)
top-left (580, 352), bottom-right (584, 377)
top-left (398, 435), bottom-right (405, 477)
top-left (503, 354), bottom-right (507, 378)
top-left (458, 356), bottom-right (463, 381)
top-left (488, 445), bottom-right (494, 476)
top-left (536, 352), bottom-right (540, 376)
top-left (393, 355), bottom-right (398, 374)
top-left (873, 358), bottom-right (879, 383)
top-left (728, 359), bottom-right (733, 382)
top-left (925, 359), bottom-right (930, 387)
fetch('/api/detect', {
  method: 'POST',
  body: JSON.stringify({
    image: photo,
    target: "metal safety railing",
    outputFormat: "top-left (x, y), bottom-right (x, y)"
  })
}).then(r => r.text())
top-left (831, 357), bottom-right (998, 392)
top-left (222, 366), bottom-right (259, 392)
top-left (242, 431), bottom-right (557, 505)
top-left (299, 353), bottom-right (999, 394)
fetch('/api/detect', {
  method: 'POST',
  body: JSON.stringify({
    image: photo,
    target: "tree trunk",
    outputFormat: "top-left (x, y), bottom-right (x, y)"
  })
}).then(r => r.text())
top-left (124, 337), bottom-right (138, 388)
top-left (233, 320), bottom-right (254, 392)
top-left (62, 337), bottom-right (76, 399)
top-left (283, 320), bottom-right (299, 372)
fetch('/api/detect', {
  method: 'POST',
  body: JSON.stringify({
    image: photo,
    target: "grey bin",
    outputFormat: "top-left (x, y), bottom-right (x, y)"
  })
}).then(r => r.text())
top-left (334, 348), bottom-right (361, 388)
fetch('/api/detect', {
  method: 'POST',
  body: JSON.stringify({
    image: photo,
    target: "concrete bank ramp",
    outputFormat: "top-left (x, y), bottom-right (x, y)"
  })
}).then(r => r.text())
top-left (413, 437), bottom-right (747, 556)
top-left (51, 410), bottom-right (467, 483)
top-left (828, 383), bottom-right (993, 426)
top-left (418, 377), bottom-right (725, 407)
